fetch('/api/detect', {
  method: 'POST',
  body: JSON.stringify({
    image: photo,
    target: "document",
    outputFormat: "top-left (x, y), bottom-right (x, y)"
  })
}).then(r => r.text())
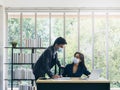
top-left (53, 77), bottom-right (71, 80)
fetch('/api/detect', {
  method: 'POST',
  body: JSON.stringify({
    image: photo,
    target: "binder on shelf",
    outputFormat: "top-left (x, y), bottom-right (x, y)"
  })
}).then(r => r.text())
top-left (25, 38), bottom-right (41, 47)
top-left (13, 68), bottom-right (35, 79)
top-left (13, 53), bottom-right (32, 63)
top-left (32, 53), bottom-right (40, 63)
top-left (19, 84), bottom-right (34, 90)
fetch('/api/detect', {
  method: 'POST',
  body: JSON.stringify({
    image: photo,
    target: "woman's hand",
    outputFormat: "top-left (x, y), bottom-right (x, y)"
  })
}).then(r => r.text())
top-left (87, 75), bottom-right (90, 78)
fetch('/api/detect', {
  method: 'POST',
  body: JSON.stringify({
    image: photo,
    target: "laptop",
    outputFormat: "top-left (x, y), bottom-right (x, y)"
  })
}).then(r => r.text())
top-left (83, 69), bottom-right (102, 80)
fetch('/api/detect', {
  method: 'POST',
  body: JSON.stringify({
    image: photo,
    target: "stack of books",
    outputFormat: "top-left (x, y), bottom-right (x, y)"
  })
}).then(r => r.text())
top-left (25, 38), bottom-right (41, 47)
top-left (13, 53), bottom-right (32, 63)
top-left (19, 84), bottom-right (35, 90)
top-left (13, 68), bottom-right (35, 79)
top-left (13, 53), bottom-right (40, 63)
top-left (32, 53), bottom-right (40, 63)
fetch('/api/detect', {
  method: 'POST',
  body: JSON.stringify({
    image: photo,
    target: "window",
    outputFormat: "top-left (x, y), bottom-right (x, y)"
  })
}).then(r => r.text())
top-left (109, 12), bottom-right (120, 87)
top-left (5, 9), bottom-right (120, 88)
top-left (22, 13), bottom-right (35, 47)
top-left (8, 13), bottom-right (20, 47)
top-left (65, 12), bottom-right (78, 64)
top-left (79, 12), bottom-right (92, 71)
top-left (94, 12), bottom-right (107, 78)
top-left (51, 12), bottom-right (64, 64)
top-left (37, 13), bottom-right (49, 47)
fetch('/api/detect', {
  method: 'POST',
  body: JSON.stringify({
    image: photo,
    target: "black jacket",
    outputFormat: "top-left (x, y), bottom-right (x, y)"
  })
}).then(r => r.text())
top-left (62, 63), bottom-right (90, 77)
top-left (33, 46), bottom-right (61, 80)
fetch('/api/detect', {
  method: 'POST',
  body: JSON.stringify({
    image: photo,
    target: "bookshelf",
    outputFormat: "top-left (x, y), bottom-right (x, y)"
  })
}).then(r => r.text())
top-left (5, 46), bottom-right (46, 90)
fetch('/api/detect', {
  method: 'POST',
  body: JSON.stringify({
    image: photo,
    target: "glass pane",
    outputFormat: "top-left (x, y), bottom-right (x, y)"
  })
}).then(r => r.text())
top-left (8, 13), bottom-right (20, 47)
top-left (7, 12), bottom-right (21, 90)
top-left (80, 12), bottom-right (92, 71)
top-left (94, 12), bottom-right (106, 78)
top-left (109, 12), bottom-right (120, 88)
top-left (51, 13), bottom-right (64, 44)
top-left (37, 13), bottom-right (49, 47)
top-left (22, 13), bottom-right (35, 47)
top-left (65, 12), bottom-right (78, 64)
top-left (51, 12), bottom-right (64, 65)
top-left (7, 12), bottom-right (21, 62)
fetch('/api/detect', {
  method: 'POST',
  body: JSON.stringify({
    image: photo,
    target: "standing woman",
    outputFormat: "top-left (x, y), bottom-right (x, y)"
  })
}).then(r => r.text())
top-left (63, 52), bottom-right (90, 77)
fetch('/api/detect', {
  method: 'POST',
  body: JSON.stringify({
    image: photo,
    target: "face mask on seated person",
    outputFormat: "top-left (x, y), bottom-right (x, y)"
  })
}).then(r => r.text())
top-left (73, 58), bottom-right (81, 64)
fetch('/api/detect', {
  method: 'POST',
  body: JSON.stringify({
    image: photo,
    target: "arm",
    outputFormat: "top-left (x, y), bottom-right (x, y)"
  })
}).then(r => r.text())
top-left (56, 59), bottom-right (61, 67)
top-left (83, 65), bottom-right (91, 76)
top-left (55, 53), bottom-right (61, 67)
top-left (62, 65), bottom-right (68, 77)
top-left (42, 49), bottom-right (54, 78)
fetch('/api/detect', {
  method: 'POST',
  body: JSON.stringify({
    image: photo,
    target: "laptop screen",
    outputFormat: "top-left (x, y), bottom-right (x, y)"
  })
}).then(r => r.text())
top-left (88, 69), bottom-right (102, 80)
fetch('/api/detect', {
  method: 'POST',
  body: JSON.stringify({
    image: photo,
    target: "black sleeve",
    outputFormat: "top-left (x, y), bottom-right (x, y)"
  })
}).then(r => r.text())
top-left (62, 65), bottom-right (68, 77)
top-left (55, 53), bottom-right (61, 67)
top-left (83, 65), bottom-right (91, 76)
top-left (42, 49), bottom-right (54, 78)
top-left (56, 60), bottom-right (61, 67)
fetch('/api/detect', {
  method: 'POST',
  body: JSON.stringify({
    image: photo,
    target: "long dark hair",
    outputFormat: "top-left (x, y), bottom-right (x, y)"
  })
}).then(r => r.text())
top-left (74, 52), bottom-right (85, 66)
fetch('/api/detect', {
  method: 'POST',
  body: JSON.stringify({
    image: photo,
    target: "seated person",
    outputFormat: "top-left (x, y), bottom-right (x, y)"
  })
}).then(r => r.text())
top-left (62, 52), bottom-right (90, 77)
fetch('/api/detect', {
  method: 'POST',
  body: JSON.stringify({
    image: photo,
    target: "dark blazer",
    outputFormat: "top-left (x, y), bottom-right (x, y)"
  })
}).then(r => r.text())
top-left (62, 63), bottom-right (90, 77)
top-left (33, 46), bottom-right (61, 80)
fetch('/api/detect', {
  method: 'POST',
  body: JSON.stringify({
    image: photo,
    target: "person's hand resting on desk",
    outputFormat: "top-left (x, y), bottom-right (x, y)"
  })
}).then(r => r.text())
top-left (52, 75), bottom-right (62, 79)
top-left (87, 75), bottom-right (90, 78)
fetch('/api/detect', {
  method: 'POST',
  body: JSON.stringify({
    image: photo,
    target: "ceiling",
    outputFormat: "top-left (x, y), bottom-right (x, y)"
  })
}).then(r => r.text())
top-left (1, 0), bottom-right (120, 8)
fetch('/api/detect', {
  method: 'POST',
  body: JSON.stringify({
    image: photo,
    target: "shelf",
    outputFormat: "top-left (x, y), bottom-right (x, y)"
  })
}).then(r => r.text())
top-left (5, 79), bottom-right (35, 81)
top-left (5, 46), bottom-right (43, 90)
top-left (4, 63), bottom-right (34, 65)
top-left (5, 47), bottom-right (47, 49)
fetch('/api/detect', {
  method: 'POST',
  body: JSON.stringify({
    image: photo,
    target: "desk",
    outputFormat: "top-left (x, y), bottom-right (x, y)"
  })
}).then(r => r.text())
top-left (36, 78), bottom-right (110, 90)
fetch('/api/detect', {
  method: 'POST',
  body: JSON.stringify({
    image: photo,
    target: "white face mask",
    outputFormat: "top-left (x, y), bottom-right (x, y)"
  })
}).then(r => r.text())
top-left (58, 47), bottom-right (63, 52)
top-left (73, 57), bottom-right (80, 64)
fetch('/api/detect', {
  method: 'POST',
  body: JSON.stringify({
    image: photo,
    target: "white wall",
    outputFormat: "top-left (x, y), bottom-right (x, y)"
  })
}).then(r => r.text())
top-left (0, 6), bottom-right (4, 90)
top-left (0, 0), bottom-right (3, 6)
top-left (4, 0), bottom-right (120, 7)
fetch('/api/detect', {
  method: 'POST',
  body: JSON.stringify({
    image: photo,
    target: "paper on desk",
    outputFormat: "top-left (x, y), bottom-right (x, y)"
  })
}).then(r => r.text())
top-left (53, 77), bottom-right (71, 80)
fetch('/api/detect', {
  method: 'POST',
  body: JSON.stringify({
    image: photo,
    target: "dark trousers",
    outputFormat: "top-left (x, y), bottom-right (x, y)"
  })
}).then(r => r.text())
top-left (34, 73), bottom-right (45, 90)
